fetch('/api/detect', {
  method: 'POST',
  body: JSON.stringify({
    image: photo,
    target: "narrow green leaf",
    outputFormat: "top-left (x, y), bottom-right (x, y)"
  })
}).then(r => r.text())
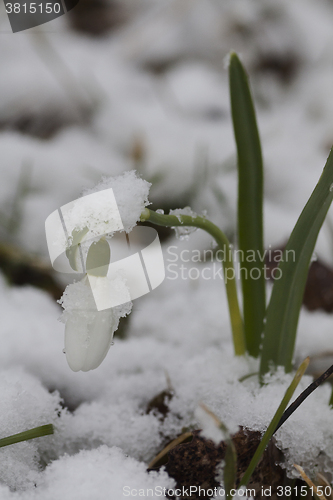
top-left (229, 52), bottom-right (265, 357)
top-left (224, 435), bottom-right (237, 500)
top-left (329, 386), bottom-right (333, 408)
top-left (260, 149), bottom-right (333, 376)
top-left (0, 424), bottom-right (54, 448)
top-left (240, 358), bottom-right (309, 487)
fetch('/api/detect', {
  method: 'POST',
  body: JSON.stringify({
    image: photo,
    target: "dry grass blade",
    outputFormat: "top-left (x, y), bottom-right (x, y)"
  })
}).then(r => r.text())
top-left (147, 432), bottom-right (193, 470)
top-left (316, 473), bottom-right (333, 500)
top-left (199, 404), bottom-right (237, 500)
top-left (294, 464), bottom-right (327, 500)
top-left (199, 403), bottom-right (222, 427)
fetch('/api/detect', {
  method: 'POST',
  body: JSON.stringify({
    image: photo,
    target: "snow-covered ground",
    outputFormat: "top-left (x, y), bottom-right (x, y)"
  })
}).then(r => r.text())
top-left (1, 0), bottom-right (333, 498)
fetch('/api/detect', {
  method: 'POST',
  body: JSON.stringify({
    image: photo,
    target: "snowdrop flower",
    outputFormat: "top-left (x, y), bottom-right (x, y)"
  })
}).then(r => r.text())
top-left (59, 228), bottom-right (132, 372)
top-left (57, 170), bottom-right (150, 372)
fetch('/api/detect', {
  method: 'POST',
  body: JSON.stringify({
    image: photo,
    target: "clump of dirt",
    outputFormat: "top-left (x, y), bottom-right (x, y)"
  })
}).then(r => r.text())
top-left (149, 427), bottom-right (306, 500)
top-left (146, 388), bottom-right (174, 420)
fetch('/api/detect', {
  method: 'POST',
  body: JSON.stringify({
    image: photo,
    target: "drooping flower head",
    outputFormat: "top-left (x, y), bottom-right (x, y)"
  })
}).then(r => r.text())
top-left (58, 170), bottom-right (151, 372)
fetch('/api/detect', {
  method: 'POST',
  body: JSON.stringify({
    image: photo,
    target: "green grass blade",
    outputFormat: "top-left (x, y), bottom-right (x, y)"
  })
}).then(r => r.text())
top-left (329, 386), bottom-right (333, 408)
top-left (240, 358), bottom-right (309, 487)
top-left (0, 424), bottom-right (54, 448)
top-left (229, 52), bottom-right (265, 357)
top-left (260, 149), bottom-right (333, 376)
top-left (224, 436), bottom-right (237, 500)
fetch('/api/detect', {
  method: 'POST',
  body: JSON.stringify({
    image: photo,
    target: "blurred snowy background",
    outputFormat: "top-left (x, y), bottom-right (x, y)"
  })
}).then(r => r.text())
top-left (1, 1), bottom-right (333, 498)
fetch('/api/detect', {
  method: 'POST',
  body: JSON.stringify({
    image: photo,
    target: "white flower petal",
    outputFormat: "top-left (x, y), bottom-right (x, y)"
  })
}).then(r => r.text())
top-left (65, 310), bottom-right (118, 372)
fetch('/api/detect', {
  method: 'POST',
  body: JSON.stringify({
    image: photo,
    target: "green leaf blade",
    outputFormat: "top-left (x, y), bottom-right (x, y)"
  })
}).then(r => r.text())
top-left (260, 149), bottom-right (333, 376)
top-left (0, 424), bottom-right (54, 449)
top-left (229, 52), bottom-right (265, 357)
top-left (240, 358), bottom-right (309, 487)
top-left (224, 436), bottom-right (237, 500)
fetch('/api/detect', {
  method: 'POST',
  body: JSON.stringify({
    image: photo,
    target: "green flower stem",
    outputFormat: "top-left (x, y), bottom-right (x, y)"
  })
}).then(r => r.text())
top-left (140, 208), bottom-right (245, 355)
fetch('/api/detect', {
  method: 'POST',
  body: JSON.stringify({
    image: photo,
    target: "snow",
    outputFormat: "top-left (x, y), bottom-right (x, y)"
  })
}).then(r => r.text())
top-left (195, 405), bottom-right (227, 445)
top-left (0, 446), bottom-right (175, 500)
top-left (1, 0), bottom-right (333, 496)
top-left (81, 170), bottom-right (151, 234)
top-left (28, 447), bottom-right (174, 500)
top-left (0, 368), bottom-right (62, 491)
top-left (169, 205), bottom-right (199, 239)
top-left (0, 261), bottom-right (332, 493)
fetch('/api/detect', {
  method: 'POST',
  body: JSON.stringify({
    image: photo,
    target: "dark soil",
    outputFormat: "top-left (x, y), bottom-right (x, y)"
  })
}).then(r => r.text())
top-left (149, 428), bottom-right (307, 500)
